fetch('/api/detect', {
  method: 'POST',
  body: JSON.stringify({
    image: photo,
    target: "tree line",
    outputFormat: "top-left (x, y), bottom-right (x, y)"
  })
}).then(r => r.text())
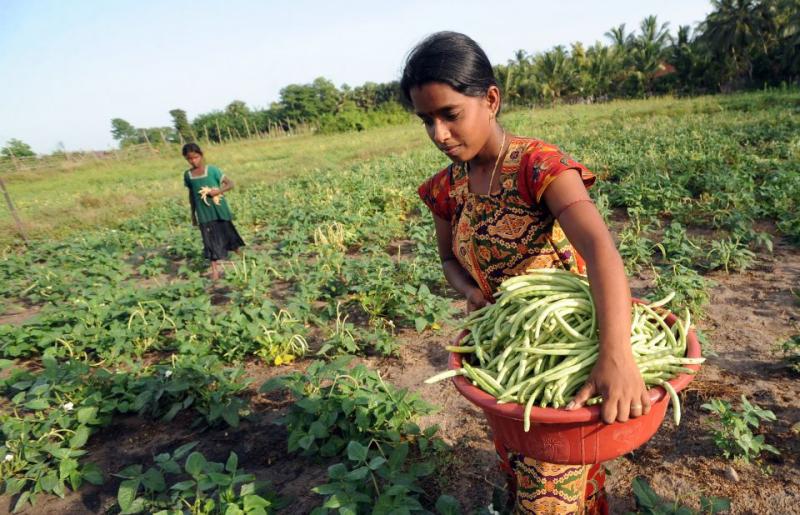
top-left (3, 0), bottom-right (798, 156)
top-left (109, 1), bottom-right (799, 148)
top-left (495, 0), bottom-right (799, 105)
top-left (110, 78), bottom-right (407, 147)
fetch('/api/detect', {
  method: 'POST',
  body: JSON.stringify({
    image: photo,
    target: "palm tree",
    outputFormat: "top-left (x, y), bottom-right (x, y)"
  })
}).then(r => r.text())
top-left (533, 46), bottom-right (571, 103)
top-left (783, 0), bottom-right (800, 78)
top-left (670, 25), bottom-right (705, 91)
top-left (699, 0), bottom-right (765, 84)
top-left (506, 50), bottom-right (532, 105)
top-left (585, 43), bottom-right (621, 99)
top-left (632, 16), bottom-right (671, 75)
top-left (605, 23), bottom-right (632, 52)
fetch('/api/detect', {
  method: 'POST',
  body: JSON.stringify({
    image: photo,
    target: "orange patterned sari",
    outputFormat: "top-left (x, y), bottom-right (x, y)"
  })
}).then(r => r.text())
top-left (419, 137), bottom-right (608, 514)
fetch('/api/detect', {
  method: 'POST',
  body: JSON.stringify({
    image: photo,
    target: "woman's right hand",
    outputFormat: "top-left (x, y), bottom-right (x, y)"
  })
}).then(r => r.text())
top-left (466, 287), bottom-right (489, 313)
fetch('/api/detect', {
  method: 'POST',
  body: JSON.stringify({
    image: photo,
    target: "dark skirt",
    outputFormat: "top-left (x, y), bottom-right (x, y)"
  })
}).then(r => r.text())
top-left (199, 220), bottom-right (245, 261)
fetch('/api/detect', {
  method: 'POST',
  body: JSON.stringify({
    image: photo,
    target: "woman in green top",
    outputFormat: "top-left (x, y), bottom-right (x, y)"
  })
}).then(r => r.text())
top-left (182, 143), bottom-right (245, 280)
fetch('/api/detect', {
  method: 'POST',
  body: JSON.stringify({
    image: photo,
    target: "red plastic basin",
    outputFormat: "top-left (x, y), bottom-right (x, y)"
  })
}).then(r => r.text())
top-left (449, 303), bottom-right (701, 465)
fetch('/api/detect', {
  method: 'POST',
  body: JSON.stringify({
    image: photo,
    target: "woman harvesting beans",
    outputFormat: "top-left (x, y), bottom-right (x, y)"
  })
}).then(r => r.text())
top-left (403, 32), bottom-right (646, 514)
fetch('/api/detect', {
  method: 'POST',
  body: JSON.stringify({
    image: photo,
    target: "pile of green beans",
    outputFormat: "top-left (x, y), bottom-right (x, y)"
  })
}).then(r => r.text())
top-left (425, 269), bottom-right (704, 431)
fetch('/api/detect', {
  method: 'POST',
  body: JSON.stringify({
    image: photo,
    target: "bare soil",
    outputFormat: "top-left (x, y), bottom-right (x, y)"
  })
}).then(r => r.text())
top-left (0, 305), bottom-right (40, 327)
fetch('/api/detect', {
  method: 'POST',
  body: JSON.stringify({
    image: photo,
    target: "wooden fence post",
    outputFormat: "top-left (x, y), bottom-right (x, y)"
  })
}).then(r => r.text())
top-left (141, 129), bottom-right (154, 152)
top-left (0, 175), bottom-right (29, 244)
top-left (7, 149), bottom-right (20, 171)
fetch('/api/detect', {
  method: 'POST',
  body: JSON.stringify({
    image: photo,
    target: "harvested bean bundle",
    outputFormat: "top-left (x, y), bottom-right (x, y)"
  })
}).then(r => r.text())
top-left (425, 268), bottom-right (704, 431)
top-left (198, 186), bottom-right (222, 206)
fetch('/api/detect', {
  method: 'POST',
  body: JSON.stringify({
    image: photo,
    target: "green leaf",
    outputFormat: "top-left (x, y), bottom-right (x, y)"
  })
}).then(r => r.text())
top-left (344, 466), bottom-right (370, 481)
top-left (328, 463), bottom-right (348, 480)
top-left (367, 456), bottom-right (387, 470)
top-left (77, 406), bottom-right (98, 424)
top-left (414, 317), bottom-right (428, 333)
top-left (69, 425), bottom-right (91, 449)
top-left (163, 402), bottom-right (182, 422)
top-left (12, 491), bottom-right (31, 513)
top-left (700, 496), bottom-right (732, 514)
top-left (313, 483), bottom-right (339, 495)
top-left (222, 405), bottom-right (240, 427)
top-left (309, 421), bottom-right (328, 439)
top-left (225, 505), bottom-right (244, 515)
top-left (53, 479), bottom-right (67, 498)
top-left (24, 399), bottom-right (49, 410)
top-left (410, 461), bottom-right (435, 477)
top-left (225, 452), bottom-right (239, 473)
top-left (39, 471), bottom-right (58, 492)
top-left (341, 398), bottom-right (355, 414)
top-left (69, 469), bottom-right (83, 491)
top-left (141, 467), bottom-right (166, 492)
top-left (436, 495), bottom-right (461, 515)
top-left (160, 459), bottom-right (181, 475)
top-left (298, 434), bottom-right (315, 450)
top-left (346, 441), bottom-right (368, 463)
top-left (117, 478), bottom-right (141, 512)
top-left (123, 498), bottom-right (146, 514)
top-left (631, 476), bottom-right (660, 509)
top-left (185, 451), bottom-right (207, 477)
top-left (297, 397), bottom-right (321, 414)
top-left (170, 480), bottom-right (196, 491)
top-left (117, 464), bottom-right (143, 479)
top-left (320, 438), bottom-right (343, 458)
top-left (81, 463), bottom-right (104, 485)
top-left (5, 478), bottom-right (26, 496)
top-left (388, 443), bottom-right (409, 469)
top-left (208, 472), bottom-right (232, 486)
top-left (172, 441), bottom-right (199, 459)
top-left (243, 493), bottom-right (270, 510)
top-left (59, 457), bottom-right (79, 479)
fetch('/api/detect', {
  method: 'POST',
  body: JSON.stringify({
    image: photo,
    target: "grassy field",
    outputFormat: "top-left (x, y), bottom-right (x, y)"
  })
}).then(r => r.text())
top-left (0, 123), bottom-right (425, 246)
top-left (1, 91), bottom-right (799, 514)
top-left (3, 91), bottom-right (797, 248)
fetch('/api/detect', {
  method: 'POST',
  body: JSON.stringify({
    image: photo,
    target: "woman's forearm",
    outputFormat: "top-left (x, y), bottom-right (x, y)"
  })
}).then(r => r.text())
top-left (442, 259), bottom-right (482, 298)
top-left (584, 237), bottom-right (632, 358)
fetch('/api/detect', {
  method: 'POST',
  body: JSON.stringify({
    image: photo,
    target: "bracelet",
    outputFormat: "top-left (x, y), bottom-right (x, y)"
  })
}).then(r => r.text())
top-left (553, 198), bottom-right (594, 219)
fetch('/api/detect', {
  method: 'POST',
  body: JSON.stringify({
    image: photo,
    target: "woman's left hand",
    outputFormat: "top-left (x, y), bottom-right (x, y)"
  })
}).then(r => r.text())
top-left (567, 349), bottom-right (650, 424)
top-left (208, 188), bottom-right (223, 196)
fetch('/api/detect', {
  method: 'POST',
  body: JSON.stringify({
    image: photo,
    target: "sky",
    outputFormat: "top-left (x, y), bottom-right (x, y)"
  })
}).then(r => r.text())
top-left (0, 0), bottom-right (713, 154)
